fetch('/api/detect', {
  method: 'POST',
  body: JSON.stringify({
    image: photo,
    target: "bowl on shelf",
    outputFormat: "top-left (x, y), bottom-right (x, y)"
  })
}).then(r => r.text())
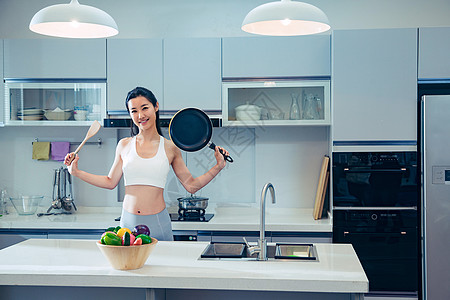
top-left (96, 238), bottom-right (158, 270)
top-left (10, 196), bottom-right (43, 215)
top-left (87, 112), bottom-right (101, 121)
top-left (44, 109), bottom-right (73, 121)
top-left (17, 108), bottom-right (44, 120)
top-left (235, 103), bottom-right (262, 121)
top-left (74, 109), bottom-right (88, 121)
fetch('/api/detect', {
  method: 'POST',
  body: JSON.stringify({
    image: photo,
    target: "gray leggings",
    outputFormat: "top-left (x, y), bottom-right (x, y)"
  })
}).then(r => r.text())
top-left (120, 208), bottom-right (174, 241)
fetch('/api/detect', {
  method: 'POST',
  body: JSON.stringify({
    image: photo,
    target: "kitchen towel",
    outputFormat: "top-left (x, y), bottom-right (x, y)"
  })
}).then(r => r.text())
top-left (32, 142), bottom-right (50, 160)
top-left (51, 142), bottom-right (70, 161)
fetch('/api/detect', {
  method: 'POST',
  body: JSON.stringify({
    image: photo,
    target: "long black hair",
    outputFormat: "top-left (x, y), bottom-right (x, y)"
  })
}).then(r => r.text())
top-left (125, 87), bottom-right (162, 137)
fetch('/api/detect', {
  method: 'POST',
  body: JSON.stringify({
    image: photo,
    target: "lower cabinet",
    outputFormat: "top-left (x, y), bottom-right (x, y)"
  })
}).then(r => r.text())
top-left (0, 230), bottom-right (331, 250)
top-left (210, 231), bottom-right (332, 244)
top-left (271, 232), bottom-right (332, 244)
top-left (47, 232), bottom-right (103, 240)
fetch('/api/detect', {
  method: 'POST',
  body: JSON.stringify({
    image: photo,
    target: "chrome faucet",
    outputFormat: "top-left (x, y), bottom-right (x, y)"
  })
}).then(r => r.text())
top-left (244, 183), bottom-right (276, 261)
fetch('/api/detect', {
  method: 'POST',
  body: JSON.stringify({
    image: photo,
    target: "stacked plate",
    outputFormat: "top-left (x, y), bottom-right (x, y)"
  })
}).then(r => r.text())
top-left (17, 108), bottom-right (44, 120)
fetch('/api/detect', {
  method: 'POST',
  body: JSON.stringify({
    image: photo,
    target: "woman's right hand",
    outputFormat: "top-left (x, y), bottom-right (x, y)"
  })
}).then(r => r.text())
top-left (64, 152), bottom-right (79, 175)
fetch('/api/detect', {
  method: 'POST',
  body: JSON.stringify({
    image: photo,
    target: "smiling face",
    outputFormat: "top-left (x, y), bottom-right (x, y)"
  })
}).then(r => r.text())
top-left (127, 95), bottom-right (159, 133)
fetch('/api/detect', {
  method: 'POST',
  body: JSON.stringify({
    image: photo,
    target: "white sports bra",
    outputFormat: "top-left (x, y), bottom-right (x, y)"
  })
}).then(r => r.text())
top-left (122, 136), bottom-right (170, 188)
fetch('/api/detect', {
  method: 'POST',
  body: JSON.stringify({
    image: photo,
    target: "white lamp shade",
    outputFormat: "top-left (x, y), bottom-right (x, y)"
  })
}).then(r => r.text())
top-left (29, 0), bottom-right (118, 39)
top-left (242, 0), bottom-right (331, 36)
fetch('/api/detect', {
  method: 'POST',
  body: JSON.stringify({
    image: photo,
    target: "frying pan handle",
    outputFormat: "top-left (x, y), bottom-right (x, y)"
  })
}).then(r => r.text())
top-left (209, 143), bottom-right (233, 163)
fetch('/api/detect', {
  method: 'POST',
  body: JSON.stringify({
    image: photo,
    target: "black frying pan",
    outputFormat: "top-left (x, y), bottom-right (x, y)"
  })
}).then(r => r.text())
top-left (169, 108), bottom-right (233, 163)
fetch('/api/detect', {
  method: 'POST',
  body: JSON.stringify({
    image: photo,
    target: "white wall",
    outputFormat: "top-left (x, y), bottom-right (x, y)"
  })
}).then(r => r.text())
top-left (0, 0), bottom-right (450, 39)
top-left (0, 126), bottom-right (121, 209)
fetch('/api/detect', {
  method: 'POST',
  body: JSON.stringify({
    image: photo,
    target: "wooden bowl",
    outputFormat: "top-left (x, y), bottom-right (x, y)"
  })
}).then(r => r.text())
top-left (96, 238), bottom-right (158, 270)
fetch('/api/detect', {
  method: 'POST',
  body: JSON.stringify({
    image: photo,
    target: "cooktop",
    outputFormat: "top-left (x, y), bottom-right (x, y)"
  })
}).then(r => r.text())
top-left (115, 213), bottom-right (215, 223)
top-left (170, 213), bottom-right (214, 222)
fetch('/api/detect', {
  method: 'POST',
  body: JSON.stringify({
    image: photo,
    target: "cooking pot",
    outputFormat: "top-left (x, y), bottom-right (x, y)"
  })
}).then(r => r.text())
top-left (177, 196), bottom-right (209, 211)
top-left (235, 102), bottom-right (262, 121)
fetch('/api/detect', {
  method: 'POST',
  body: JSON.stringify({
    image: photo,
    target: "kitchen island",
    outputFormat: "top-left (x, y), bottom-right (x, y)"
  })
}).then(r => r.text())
top-left (0, 239), bottom-right (368, 300)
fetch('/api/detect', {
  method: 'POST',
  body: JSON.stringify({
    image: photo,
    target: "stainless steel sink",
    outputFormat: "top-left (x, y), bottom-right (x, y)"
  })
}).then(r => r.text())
top-left (199, 242), bottom-right (318, 261)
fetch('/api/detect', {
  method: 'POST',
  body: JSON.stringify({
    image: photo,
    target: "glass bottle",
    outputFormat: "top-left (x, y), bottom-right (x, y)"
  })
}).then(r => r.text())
top-left (303, 93), bottom-right (318, 120)
top-left (289, 93), bottom-right (300, 120)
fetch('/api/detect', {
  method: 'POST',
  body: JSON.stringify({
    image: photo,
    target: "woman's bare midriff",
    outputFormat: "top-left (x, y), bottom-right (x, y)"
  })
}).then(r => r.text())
top-left (122, 185), bottom-right (166, 215)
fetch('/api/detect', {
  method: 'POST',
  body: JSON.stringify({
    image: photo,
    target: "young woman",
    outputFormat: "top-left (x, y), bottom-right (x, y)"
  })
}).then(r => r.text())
top-left (64, 87), bottom-right (229, 241)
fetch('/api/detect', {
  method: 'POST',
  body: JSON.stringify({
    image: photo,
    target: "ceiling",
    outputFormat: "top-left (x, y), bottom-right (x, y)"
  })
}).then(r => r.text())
top-left (1, 0), bottom-right (450, 38)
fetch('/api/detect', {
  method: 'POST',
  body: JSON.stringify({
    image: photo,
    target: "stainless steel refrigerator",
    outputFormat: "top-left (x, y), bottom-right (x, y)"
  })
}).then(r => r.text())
top-left (421, 95), bottom-right (450, 300)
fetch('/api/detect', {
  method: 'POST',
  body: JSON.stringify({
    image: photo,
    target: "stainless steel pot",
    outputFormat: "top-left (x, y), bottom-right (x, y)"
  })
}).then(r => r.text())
top-left (177, 196), bottom-right (209, 210)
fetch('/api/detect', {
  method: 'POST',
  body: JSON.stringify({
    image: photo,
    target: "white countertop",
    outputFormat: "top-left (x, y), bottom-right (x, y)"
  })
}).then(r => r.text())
top-left (0, 239), bottom-right (368, 294)
top-left (0, 206), bottom-right (332, 232)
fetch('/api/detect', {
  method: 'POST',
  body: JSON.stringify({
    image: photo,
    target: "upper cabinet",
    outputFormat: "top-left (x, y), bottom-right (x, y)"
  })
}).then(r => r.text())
top-left (332, 28), bottom-right (418, 143)
top-left (222, 35), bottom-right (331, 78)
top-left (163, 38), bottom-right (221, 111)
top-left (418, 27), bottom-right (450, 79)
top-left (4, 39), bottom-right (106, 79)
top-left (106, 39), bottom-right (163, 113)
top-left (4, 81), bottom-right (106, 126)
top-left (222, 80), bottom-right (330, 127)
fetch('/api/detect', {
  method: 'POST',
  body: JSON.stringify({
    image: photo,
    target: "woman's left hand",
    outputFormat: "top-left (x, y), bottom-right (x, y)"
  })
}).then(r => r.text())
top-left (214, 146), bottom-right (229, 169)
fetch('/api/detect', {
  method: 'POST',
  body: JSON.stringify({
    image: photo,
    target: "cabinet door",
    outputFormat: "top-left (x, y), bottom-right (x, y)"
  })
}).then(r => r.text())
top-left (271, 233), bottom-right (332, 244)
top-left (4, 39), bottom-right (106, 79)
top-left (47, 233), bottom-right (102, 240)
top-left (107, 39), bottom-right (163, 112)
top-left (163, 38), bottom-right (221, 111)
top-left (419, 27), bottom-right (450, 79)
top-left (222, 35), bottom-right (331, 78)
top-left (332, 29), bottom-right (417, 142)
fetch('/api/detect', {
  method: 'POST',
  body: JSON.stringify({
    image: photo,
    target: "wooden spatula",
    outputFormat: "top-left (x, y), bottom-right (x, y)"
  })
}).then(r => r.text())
top-left (67, 120), bottom-right (101, 164)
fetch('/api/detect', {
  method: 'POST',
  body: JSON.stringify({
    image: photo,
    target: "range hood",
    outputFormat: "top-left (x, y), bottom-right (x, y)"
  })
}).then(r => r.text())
top-left (104, 110), bottom-right (222, 128)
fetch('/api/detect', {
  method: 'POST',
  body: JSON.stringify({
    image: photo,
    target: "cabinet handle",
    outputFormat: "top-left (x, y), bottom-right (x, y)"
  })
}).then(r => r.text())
top-left (343, 168), bottom-right (406, 173)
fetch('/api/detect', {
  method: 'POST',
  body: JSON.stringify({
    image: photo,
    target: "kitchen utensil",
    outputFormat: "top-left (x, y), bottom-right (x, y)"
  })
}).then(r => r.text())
top-left (63, 169), bottom-right (77, 211)
top-left (37, 212), bottom-right (72, 217)
top-left (0, 189), bottom-right (9, 215)
top-left (47, 167), bottom-right (77, 213)
top-left (235, 102), bottom-right (262, 121)
top-left (48, 168), bottom-right (62, 213)
top-left (67, 120), bottom-right (101, 164)
top-left (97, 238), bottom-right (158, 270)
top-left (177, 195), bottom-right (209, 211)
top-left (169, 108), bottom-right (233, 162)
top-left (10, 196), bottom-right (44, 215)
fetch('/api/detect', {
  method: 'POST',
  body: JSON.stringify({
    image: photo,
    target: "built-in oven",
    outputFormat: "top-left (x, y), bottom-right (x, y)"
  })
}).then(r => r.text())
top-left (333, 152), bottom-right (418, 208)
top-left (332, 152), bottom-right (419, 294)
top-left (333, 210), bottom-right (418, 293)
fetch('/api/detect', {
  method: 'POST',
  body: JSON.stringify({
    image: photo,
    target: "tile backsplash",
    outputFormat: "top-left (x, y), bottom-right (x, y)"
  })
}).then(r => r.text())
top-left (0, 125), bottom-right (329, 210)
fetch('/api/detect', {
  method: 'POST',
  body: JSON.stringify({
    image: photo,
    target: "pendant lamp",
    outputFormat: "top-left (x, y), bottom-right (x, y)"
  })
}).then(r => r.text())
top-left (29, 0), bottom-right (118, 39)
top-left (242, 0), bottom-right (330, 36)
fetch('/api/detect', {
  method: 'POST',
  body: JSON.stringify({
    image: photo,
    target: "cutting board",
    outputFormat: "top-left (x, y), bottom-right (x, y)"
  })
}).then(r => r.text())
top-left (313, 155), bottom-right (330, 220)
